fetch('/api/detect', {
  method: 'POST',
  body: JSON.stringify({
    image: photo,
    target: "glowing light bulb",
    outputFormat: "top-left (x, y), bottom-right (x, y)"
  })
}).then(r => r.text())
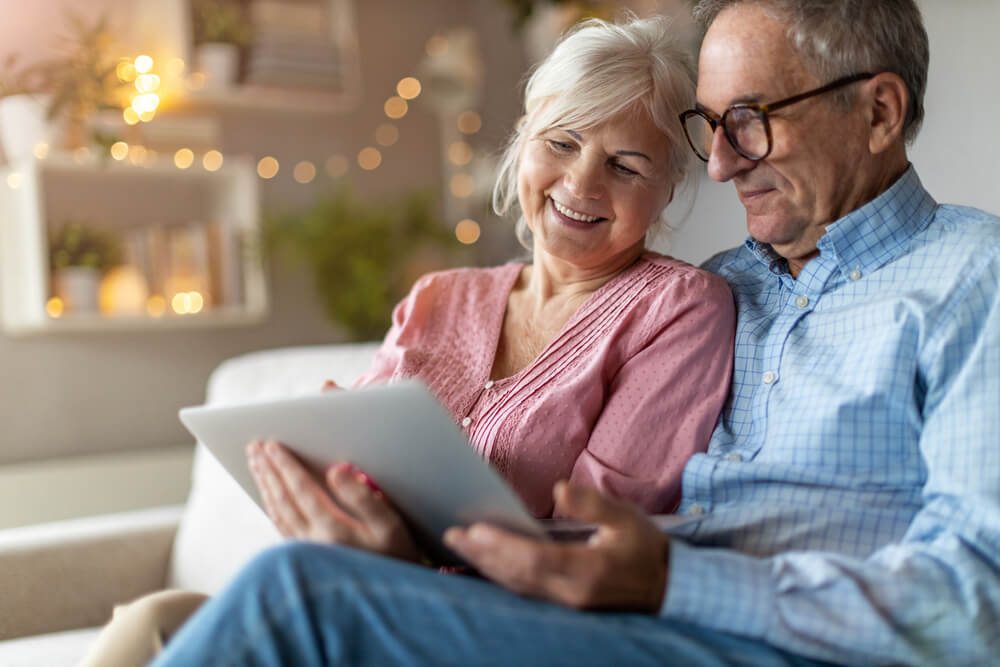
top-left (448, 141), bottom-right (473, 166)
top-left (110, 141), bottom-right (129, 161)
top-left (384, 96), bottom-right (408, 119)
top-left (46, 297), bottom-right (64, 318)
top-left (375, 123), bottom-right (399, 147)
top-left (257, 156), bottom-right (280, 179)
top-left (357, 147), bottom-right (382, 171)
top-left (202, 150), bottom-right (224, 172)
top-left (293, 161), bottom-right (316, 184)
top-left (134, 55), bottom-right (154, 74)
top-left (396, 77), bottom-right (421, 100)
top-left (33, 142), bottom-right (49, 159)
top-left (6, 172), bottom-right (22, 189)
top-left (174, 148), bottom-right (194, 169)
top-left (455, 219), bottom-right (481, 245)
top-left (457, 111), bottom-right (482, 134)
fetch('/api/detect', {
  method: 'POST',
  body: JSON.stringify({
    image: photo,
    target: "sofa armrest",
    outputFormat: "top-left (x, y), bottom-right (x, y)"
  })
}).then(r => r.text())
top-left (0, 506), bottom-right (183, 640)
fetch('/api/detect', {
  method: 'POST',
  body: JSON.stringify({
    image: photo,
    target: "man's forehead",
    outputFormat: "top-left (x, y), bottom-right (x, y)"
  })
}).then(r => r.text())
top-left (695, 6), bottom-right (811, 109)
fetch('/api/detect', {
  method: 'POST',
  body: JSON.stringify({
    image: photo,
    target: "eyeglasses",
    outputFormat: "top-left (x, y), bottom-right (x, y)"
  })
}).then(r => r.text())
top-left (679, 72), bottom-right (875, 162)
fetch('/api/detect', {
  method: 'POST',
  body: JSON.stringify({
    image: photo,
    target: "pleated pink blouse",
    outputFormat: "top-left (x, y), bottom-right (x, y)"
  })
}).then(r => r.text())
top-left (353, 252), bottom-right (735, 517)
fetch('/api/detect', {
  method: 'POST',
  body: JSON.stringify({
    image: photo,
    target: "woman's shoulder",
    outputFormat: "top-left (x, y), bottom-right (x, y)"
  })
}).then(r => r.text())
top-left (638, 251), bottom-right (733, 302)
top-left (408, 263), bottom-right (523, 294)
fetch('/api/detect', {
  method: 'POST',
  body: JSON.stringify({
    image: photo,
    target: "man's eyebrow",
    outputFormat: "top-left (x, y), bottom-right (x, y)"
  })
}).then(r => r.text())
top-left (695, 93), bottom-right (765, 115)
top-left (565, 129), bottom-right (652, 162)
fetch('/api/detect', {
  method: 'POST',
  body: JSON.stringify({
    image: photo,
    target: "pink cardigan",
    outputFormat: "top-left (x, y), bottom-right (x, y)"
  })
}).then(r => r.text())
top-left (353, 252), bottom-right (735, 516)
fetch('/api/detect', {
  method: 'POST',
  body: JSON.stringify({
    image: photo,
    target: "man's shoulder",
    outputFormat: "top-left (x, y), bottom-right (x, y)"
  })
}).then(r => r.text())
top-left (700, 243), bottom-right (763, 284)
top-left (918, 204), bottom-right (1000, 266)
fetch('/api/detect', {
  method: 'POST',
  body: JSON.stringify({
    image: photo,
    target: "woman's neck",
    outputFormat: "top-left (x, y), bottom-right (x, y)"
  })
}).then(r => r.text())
top-left (525, 244), bottom-right (645, 306)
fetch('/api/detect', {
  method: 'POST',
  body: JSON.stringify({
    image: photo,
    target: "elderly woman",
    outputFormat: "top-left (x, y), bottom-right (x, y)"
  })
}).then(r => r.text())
top-left (80, 15), bottom-right (734, 667)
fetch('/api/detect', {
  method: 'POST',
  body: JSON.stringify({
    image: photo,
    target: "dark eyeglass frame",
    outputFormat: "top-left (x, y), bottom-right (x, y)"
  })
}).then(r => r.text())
top-left (679, 72), bottom-right (876, 162)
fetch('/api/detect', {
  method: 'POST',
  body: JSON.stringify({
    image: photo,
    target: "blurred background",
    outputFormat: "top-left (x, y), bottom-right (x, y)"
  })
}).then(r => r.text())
top-left (0, 0), bottom-right (996, 528)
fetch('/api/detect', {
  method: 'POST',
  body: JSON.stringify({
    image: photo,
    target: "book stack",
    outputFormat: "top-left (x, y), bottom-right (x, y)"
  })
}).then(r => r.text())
top-left (245, 0), bottom-right (342, 92)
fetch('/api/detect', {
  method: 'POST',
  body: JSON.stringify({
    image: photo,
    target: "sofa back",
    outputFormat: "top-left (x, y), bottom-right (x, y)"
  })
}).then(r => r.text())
top-left (167, 343), bottom-right (379, 593)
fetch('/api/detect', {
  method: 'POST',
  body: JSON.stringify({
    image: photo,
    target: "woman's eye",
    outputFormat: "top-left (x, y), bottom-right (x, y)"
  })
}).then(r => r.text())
top-left (547, 140), bottom-right (574, 153)
top-left (612, 162), bottom-right (639, 176)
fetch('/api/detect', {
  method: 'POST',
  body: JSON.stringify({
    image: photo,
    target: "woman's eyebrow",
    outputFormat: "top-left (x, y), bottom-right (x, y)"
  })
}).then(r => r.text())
top-left (565, 129), bottom-right (651, 162)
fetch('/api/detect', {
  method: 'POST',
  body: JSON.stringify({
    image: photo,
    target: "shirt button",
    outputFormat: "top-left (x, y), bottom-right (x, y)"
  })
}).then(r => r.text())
top-left (849, 269), bottom-right (863, 282)
top-left (483, 380), bottom-right (494, 390)
top-left (725, 452), bottom-right (743, 462)
top-left (794, 295), bottom-right (809, 309)
top-left (688, 503), bottom-right (706, 517)
top-left (762, 371), bottom-right (777, 385)
top-left (461, 417), bottom-right (472, 428)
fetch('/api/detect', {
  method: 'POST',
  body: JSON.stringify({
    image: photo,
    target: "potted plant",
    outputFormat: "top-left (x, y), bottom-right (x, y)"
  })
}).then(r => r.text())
top-left (191, 0), bottom-right (254, 90)
top-left (49, 221), bottom-right (123, 314)
top-left (266, 186), bottom-right (466, 341)
top-left (0, 12), bottom-right (125, 160)
top-left (500, 0), bottom-right (615, 61)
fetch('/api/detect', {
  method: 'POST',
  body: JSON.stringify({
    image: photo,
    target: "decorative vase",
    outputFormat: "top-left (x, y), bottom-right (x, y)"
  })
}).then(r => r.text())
top-left (55, 266), bottom-right (101, 314)
top-left (0, 94), bottom-right (58, 162)
top-left (196, 42), bottom-right (240, 90)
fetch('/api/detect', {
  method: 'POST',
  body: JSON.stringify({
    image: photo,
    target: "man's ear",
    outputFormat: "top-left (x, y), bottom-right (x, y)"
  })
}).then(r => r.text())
top-left (866, 72), bottom-right (909, 154)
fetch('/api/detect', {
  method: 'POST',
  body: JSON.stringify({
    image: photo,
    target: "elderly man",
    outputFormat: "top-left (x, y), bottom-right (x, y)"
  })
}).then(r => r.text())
top-left (152, 1), bottom-right (999, 666)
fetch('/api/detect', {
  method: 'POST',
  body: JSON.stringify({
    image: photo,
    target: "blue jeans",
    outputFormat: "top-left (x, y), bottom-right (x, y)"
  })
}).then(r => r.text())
top-left (151, 542), bottom-right (832, 667)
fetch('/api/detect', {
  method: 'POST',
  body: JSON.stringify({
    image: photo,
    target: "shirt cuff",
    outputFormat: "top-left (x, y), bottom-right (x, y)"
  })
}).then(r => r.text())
top-left (659, 538), bottom-right (775, 640)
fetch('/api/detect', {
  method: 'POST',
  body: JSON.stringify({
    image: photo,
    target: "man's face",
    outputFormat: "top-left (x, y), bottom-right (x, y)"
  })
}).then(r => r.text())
top-left (697, 4), bottom-right (872, 267)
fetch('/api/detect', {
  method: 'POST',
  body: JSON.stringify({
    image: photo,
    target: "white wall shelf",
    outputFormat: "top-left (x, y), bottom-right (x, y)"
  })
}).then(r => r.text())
top-left (0, 152), bottom-right (268, 336)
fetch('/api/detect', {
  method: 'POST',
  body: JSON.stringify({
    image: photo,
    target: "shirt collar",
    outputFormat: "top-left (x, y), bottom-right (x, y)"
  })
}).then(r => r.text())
top-left (744, 166), bottom-right (938, 282)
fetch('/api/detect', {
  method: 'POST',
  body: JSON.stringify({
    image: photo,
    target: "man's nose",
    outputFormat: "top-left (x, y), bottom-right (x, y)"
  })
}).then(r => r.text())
top-left (564, 158), bottom-right (604, 199)
top-left (706, 127), bottom-right (756, 183)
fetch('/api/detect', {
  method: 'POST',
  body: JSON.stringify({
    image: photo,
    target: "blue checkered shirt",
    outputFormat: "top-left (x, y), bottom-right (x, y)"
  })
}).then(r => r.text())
top-left (660, 168), bottom-right (1000, 666)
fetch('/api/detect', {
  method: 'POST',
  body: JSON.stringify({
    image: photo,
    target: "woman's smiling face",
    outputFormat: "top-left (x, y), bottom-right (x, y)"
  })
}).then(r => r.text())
top-left (517, 106), bottom-right (675, 271)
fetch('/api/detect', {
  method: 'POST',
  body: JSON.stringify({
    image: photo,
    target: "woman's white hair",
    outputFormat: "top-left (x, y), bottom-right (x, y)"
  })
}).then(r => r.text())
top-left (492, 15), bottom-right (696, 251)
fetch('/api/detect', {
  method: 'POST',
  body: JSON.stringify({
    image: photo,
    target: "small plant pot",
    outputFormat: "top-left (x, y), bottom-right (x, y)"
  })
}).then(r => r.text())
top-left (196, 42), bottom-right (240, 90)
top-left (55, 266), bottom-right (101, 314)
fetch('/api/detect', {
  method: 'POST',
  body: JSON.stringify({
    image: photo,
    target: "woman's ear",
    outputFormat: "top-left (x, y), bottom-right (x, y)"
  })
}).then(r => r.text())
top-left (866, 72), bottom-right (909, 154)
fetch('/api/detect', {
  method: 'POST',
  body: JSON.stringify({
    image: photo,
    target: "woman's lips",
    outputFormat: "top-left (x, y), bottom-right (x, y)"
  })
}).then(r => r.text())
top-left (549, 198), bottom-right (607, 229)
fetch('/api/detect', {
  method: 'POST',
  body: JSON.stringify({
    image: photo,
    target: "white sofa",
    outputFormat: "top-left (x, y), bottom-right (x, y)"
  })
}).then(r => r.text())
top-left (0, 342), bottom-right (380, 666)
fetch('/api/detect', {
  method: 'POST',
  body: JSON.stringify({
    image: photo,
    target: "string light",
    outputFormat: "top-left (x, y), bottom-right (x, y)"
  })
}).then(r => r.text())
top-left (457, 111), bottom-right (482, 134)
top-left (396, 77), bottom-right (422, 100)
top-left (174, 148), bottom-right (194, 169)
top-left (146, 295), bottom-right (167, 317)
top-left (123, 107), bottom-right (140, 125)
top-left (357, 147), bottom-right (382, 171)
top-left (447, 141), bottom-right (472, 166)
top-left (6, 173), bottom-right (22, 189)
top-left (384, 96), bottom-right (408, 119)
top-left (110, 141), bottom-right (129, 161)
top-left (455, 219), bottom-right (481, 244)
top-left (134, 54), bottom-right (154, 74)
top-left (257, 156), bottom-right (280, 179)
top-left (171, 291), bottom-right (204, 315)
top-left (293, 161), bottom-right (317, 183)
top-left (46, 297), bottom-right (64, 318)
top-left (203, 150), bottom-right (224, 172)
top-left (33, 142), bottom-right (49, 159)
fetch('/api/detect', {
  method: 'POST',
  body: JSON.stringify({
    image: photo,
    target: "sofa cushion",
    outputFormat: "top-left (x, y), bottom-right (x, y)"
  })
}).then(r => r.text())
top-left (0, 628), bottom-right (101, 667)
top-left (168, 343), bottom-right (379, 593)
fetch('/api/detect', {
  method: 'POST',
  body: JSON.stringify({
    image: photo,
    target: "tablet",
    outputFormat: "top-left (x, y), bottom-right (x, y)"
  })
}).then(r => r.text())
top-left (179, 380), bottom-right (549, 563)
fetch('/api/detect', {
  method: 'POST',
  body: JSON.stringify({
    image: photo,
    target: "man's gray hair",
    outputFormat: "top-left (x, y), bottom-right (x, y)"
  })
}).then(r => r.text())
top-left (692, 0), bottom-right (929, 143)
top-left (492, 15), bottom-right (696, 250)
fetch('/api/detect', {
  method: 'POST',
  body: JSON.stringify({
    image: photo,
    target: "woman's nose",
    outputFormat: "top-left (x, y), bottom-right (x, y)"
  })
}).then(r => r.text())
top-left (564, 158), bottom-right (604, 199)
